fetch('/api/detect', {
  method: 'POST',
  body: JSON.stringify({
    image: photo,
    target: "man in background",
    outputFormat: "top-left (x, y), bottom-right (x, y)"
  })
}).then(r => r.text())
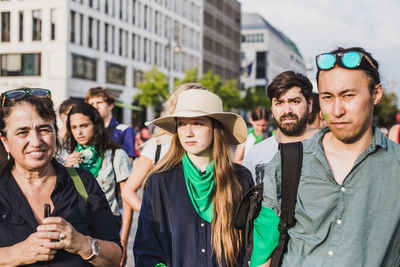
top-left (243, 71), bottom-right (316, 184)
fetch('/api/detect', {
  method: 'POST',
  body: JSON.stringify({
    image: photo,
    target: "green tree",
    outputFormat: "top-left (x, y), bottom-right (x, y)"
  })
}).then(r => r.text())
top-left (241, 86), bottom-right (270, 111)
top-left (174, 67), bottom-right (199, 87)
top-left (134, 67), bottom-right (169, 107)
top-left (175, 68), bottom-right (242, 110)
top-left (374, 91), bottom-right (399, 127)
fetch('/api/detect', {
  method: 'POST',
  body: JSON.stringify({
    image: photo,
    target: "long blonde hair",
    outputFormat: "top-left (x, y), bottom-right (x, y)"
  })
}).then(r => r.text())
top-left (147, 119), bottom-right (243, 266)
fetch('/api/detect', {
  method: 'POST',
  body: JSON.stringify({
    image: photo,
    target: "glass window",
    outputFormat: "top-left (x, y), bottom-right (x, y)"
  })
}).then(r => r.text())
top-left (111, 25), bottom-right (115, 54)
top-left (143, 38), bottom-right (147, 62)
top-left (79, 14), bottom-right (83, 45)
top-left (88, 17), bottom-right (93, 48)
top-left (70, 10), bottom-right (75, 43)
top-left (19, 11), bottom-right (23, 42)
top-left (72, 54), bottom-right (97, 81)
top-left (119, 0), bottom-right (123, 19)
top-left (104, 23), bottom-right (109, 52)
top-left (106, 62), bottom-right (126, 85)
top-left (96, 20), bottom-right (100, 49)
top-left (1, 12), bottom-right (10, 42)
top-left (105, 0), bottom-right (109, 14)
top-left (32, 10), bottom-right (42, 41)
top-left (0, 53), bottom-right (41, 76)
top-left (118, 28), bottom-right (123, 56)
top-left (50, 9), bottom-right (56, 40)
top-left (256, 51), bottom-right (267, 79)
top-left (131, 33), bottom-right (135, 59)
top-left (133, 69), bottom-right (144, 87)
top-left (132, 0), bottom-right (136, 24)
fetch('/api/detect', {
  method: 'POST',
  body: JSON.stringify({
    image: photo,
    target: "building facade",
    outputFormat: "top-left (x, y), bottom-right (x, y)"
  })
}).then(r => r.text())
top-left (0, 0), bottom-right (203, 124)
top-left (240, 13), bottom-right (306, 91)
top-left (203, 0), bottom-right (241, 83)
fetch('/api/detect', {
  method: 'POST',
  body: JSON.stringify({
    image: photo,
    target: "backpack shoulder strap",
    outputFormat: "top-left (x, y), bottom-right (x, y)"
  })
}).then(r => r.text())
top-left (154, 144), bottom-right (162, 164)
top-left (270, 141), bottom-right (303, 267)
top-left (66, 167), bottom-right (88, 202)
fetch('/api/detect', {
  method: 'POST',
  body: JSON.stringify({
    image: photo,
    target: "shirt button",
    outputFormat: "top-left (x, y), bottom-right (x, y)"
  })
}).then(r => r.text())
top-left (341, 187), bottom-right (346, 192)
top-left (201, 223), bottom-right (205, 227)
top-left (328, 250), bottom-right (334, 256)
top-left (2, 213), bottom-right (7, 219)
top-left (336, 219), bottom-right (342, 225)
top-left (201, 249), bottom-right (205, 253)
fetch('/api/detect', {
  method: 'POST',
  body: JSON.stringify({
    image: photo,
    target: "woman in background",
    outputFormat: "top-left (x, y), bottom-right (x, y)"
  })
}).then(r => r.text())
top-left (61, 102), bottom-right (131, 267)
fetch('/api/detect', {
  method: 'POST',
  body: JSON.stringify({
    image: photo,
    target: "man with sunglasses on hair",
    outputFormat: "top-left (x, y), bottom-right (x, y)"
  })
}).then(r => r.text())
top-left (251, 47), bottom-right (400, 267)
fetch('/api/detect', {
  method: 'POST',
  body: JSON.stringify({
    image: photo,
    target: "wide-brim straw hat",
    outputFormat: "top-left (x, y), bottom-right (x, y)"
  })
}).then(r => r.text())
top-left (145, 89), bottom-right (247, 145)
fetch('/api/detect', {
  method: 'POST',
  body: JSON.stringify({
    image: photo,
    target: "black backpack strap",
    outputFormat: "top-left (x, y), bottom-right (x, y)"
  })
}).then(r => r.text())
top-left (270, 141), bottom-right (303, 267)
top-left (154, 144), bottom-right (162, 164)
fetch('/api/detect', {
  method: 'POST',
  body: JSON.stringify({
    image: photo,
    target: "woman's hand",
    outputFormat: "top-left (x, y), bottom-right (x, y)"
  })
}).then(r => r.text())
top-left (36, 217), bottom-right (91, 257)
top-left (64, 151), bottom-right (82, 167)
top-left (5, 231), bottom-right (57, 266)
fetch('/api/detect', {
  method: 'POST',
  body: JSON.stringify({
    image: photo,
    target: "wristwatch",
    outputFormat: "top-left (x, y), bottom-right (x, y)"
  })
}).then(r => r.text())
top-left (83, 237), bottom-right (100, 261)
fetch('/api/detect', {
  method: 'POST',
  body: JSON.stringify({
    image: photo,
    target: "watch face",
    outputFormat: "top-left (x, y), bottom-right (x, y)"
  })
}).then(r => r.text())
top-left (92, 239), bottom-right (100, 255)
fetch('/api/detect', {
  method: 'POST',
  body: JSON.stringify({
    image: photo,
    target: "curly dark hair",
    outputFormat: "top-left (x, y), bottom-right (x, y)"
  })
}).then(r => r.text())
top-left (64, 102), bottom-right (120, 154)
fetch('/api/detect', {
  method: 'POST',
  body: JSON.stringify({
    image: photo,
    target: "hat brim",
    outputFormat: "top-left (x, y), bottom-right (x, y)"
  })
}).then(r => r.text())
top-left (145, 111), bottom-right (247, 145)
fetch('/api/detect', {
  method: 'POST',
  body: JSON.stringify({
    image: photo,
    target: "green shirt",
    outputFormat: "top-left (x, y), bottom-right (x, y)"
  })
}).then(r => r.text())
top-left (256, 126), bottom-right (400, 267)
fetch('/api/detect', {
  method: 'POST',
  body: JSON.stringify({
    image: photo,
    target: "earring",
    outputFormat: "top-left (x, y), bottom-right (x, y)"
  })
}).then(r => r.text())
top-left (7, 153), bottom-right (10, 160)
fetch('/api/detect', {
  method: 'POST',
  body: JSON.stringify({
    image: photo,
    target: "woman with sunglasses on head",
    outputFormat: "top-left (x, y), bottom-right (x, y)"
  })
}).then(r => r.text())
top-left (133, 89), bottom-right (254, 267)
top-left (0, 89), bottom-right (122, 266)
top-left (60, 102), bottom-right (132, 267)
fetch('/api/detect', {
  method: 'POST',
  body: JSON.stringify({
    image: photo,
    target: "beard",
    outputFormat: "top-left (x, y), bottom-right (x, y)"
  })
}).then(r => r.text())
top-left (274, 111), bottom-right (309, 136)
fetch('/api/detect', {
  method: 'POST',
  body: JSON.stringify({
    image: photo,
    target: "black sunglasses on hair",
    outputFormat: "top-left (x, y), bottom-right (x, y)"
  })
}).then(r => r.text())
top-left (1, 88), bottom-right (51, 107)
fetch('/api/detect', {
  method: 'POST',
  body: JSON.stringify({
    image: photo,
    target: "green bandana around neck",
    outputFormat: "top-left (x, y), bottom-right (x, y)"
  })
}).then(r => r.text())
top-left (249, 127), bottom-right (264, 145)
top-left (182, 153), bottom-right (215, 222)
top-left (76, 144), bottom-right (102, 178)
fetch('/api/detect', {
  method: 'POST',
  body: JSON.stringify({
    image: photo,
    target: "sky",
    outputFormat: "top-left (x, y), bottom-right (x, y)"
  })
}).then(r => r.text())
top-left (240, 0), bottom-right (400, 94)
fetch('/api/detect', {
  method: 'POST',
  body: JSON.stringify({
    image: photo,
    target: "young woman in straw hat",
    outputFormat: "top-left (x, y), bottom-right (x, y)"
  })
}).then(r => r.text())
top-left (133, 89), bottom-right (254, 267)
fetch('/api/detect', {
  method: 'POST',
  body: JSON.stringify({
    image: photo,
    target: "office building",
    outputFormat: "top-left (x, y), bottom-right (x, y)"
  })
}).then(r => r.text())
top-left (0, 0), bottom-right (203, 123)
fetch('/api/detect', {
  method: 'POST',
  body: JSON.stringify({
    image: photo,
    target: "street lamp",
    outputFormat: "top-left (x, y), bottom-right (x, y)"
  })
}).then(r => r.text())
top-left (168, 25), bottom-right (181, 92)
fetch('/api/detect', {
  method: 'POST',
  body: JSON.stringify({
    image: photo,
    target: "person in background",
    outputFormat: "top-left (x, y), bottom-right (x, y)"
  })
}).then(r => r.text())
top-left (121, 83), bottom-right (206, 213)
top-left (58, 99), bottom-right (79, 141)
top-left (133, 89), bottom-right (254, 266)
top-left (233, 106), bottom-right (269, 164)
top-left (387, 113), bottom-right (400, 143)
top-left (243, 71), bottom-right (316, 184)
top-left (0, 88), bottom-right (121, 266)
top-left (308, 92), bottom-right (326, 129)
top-left (86, 87), bottom-right (136, 165)
top-left (252, 47), bottom-right (400, 267)
top-left (61, 102), bottom-right (132, 267)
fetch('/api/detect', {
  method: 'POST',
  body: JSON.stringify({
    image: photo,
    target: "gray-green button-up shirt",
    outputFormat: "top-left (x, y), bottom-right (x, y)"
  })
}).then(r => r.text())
top-left (262, 126), bottom-right (400, 267)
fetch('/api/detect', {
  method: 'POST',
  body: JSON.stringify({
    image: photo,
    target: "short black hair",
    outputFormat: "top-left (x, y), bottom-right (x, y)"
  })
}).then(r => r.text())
top-left (316, 47), bottom-right (380, 94)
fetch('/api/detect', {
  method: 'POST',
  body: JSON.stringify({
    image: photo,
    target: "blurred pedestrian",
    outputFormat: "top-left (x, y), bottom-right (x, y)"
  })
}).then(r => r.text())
top-left (0, 88), bottom-right (122, 266)
top-left (60, 102), bottom-right (131, 266)
top-left (133, 89), bottom-right (254, 266)
top-left (86, 87), bottom-right (136, 165)
top-left (233, 106), bottom-right (269, 164)
top-left (308, 92), bottom-right (326, 129)
top-left (58, 99), bottom-right (79, 141)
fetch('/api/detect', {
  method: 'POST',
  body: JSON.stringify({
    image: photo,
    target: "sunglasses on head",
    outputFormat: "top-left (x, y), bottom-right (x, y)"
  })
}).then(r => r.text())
top-left (1, 88), bottom-right (51, 107)
top-left (316, 51), bottom-right (377, 71)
